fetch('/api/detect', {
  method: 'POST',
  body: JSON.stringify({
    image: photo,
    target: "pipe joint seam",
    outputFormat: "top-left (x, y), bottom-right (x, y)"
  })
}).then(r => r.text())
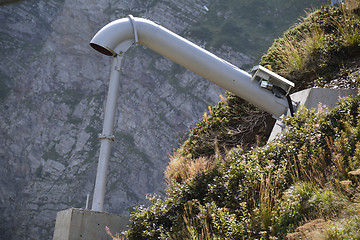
top-left (128, 15), bottom-right (139, 43)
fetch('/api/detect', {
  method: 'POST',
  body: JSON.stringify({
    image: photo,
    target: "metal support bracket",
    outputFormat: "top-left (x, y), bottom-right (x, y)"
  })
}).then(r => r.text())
top-left (115, 54), bottom-right (123, 71)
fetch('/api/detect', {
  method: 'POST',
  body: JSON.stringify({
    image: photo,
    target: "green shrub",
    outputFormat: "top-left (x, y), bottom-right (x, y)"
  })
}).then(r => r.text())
top-left (180, 92), bottom-right (274, 160)
top-left (274, 183), bottom-right (348, 237)
top-left (326, 215), bottom-right (360, 239)
top-left (126, 95), bottom-right (360, 239)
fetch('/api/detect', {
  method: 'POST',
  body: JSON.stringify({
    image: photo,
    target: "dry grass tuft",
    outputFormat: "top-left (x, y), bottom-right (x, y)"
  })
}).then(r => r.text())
top-left (106, 226), bottom-right (126, 240)
top-left (164, 152), bottom-right (216, 184)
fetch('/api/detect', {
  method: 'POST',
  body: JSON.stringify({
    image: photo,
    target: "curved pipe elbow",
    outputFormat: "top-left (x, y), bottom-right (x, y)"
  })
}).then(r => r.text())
top-left (90, 17), bottom-right (168, 56)
top-left (90, 18), bottom-right (136, 56)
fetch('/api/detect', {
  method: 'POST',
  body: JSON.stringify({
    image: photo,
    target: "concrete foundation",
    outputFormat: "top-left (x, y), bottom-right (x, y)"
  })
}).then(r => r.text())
top-left (268, 88), bottom-right (357, 142)
top-left (53, 208), bottom-right (129, 240)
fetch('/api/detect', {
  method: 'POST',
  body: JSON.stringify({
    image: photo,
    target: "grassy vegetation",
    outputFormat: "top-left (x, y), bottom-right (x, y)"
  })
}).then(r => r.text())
top-left (106, 1), bottom-right (360, 239)
top-left (261, 0), bottom-right (360, 90)
top-left (188, 0), bottom-right (328, 62)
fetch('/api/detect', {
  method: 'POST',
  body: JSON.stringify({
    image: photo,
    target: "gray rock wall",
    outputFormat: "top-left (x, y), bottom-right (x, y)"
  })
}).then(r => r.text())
top-left (0, 0), bottom-right (254, 239)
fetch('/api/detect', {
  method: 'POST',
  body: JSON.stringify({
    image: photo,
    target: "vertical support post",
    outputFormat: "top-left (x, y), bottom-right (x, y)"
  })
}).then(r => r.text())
top-left (92, 55), bottom-right (123, 212)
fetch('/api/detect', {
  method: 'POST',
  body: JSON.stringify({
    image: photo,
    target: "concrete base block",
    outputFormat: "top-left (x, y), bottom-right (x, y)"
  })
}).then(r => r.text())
top-left (268, 88), bottom-right (357, 142)
top-left (53, 208), bottom-right (129, 240)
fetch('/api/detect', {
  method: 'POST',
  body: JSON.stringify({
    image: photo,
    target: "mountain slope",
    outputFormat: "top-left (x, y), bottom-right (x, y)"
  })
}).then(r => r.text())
top-left (125, 3), bottom-right (360, 239)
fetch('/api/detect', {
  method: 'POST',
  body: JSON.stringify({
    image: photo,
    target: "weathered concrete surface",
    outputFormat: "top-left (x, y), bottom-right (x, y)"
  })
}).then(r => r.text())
top-left (268, 88), bottom-right (357, 142)
top-left (53, 208), bottom-right (129, 240)
top-left (290, 88), bottom-right (357, 110)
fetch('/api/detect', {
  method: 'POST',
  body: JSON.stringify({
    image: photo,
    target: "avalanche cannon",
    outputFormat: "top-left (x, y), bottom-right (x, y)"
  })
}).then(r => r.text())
top-left (54, 15), bottom-right (356, 240)
top-left (52, 15), bottom-right (295, 240)
top-left (89, 15), bottom-right (295, 213)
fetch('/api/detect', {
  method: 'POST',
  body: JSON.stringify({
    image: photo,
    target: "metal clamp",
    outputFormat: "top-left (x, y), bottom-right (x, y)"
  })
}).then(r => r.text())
top-left (98, 134), bottom-right (115, 142)
top-left (128, 15), bottom-right (139, 43)
top-left (115, 54), bottom-right (123, 71)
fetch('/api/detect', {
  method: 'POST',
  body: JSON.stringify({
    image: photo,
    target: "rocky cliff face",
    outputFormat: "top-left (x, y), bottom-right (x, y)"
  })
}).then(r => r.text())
top-left (0, 0), bottom-right (253, 239)
top-left (0, 0), bottom-right (320, 239)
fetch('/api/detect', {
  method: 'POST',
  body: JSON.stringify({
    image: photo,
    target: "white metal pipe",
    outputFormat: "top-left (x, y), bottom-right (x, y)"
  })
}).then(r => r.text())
top-left (92, 56), bottom-right (122, 212)
top-left (90, 17), bottom-right (289, 118)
